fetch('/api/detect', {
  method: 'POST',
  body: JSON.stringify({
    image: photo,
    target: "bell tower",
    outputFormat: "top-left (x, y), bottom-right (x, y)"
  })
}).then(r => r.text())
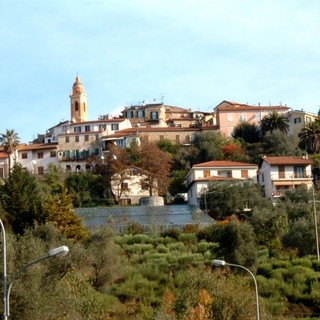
top-left (70, 75), bottom-right (87, 123)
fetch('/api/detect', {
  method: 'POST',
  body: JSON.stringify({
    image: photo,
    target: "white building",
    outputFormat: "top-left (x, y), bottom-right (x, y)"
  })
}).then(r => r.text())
top-left (185, 160), bottom-right (258, 207)
top-left (17, 143), bottom-right (59, 174)
top-left (111, 166), bottom-right (151, 205)
top-left (18, 76), bottom-right (132, 175)
top-left (257, 156), bottom-right (313, 201)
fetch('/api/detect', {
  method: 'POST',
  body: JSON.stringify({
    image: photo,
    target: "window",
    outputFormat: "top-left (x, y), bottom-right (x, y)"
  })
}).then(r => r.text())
top-left (241, 170), bottom-right (248, 178)
top-left (294, 117), bottom-right (301, 124)
top-left (0, 168), bottom-right (3, 179)
top-left (66, 165), bottom-right (71, 172)
top-left (176, 135), bottom-right (180, 143)
top-left (255, 112), bottom-right (261, 121)
top-left (37, 166), bottom-right (44, 175)
top-left (239, 113), bottom-right (246, 122)
top-left (37, 152), bottom-right (44, 159)
top-left (121, 182), bottom-right (129, 191)
top-left (75, 136), bottom-right (79, 142)
top-left (85, 125), bottom-right (90, 132)
top-left (99, 124), bottom-right (106, 131)
top-left (306, 116), bottom-right (312, 124)
top-left (218, 170), bottom-right (232, 178)
top-left (50, 151), bottom-right (56, 157)
top-left (137, 110), bottom-right (145, 118)
top-left (74, 126), bottom-right (81, 133)
top-left (75, 101), bottom-right (79, 111)
top-left (126, 111), bottom-right (134, 118)
top-left (65, 136), bottom-right (70, 143)
top-left (21, 152), bottom-right (28, 159)
top-left (85, 135), bottom-right (89, 142)
top-left (278, 166), bottom-right (285, 178)
top-left (203, 170), bottom-right (210, 178)
top-left (142, 182), bottom-right (149, 190)
top-left (185, 135), bottom-right (190, 142)
top-left (111, 123), bottom-right (119, 130)
top-left (227, 114), bottom-right (233, 122)
top-left (64, 150), bottom-right (70, 159)
top-left (150, 111), bottom-right (158, 120)
top-left (95, 134), bottom-right (99, 140)
top-left (294, 166), bottom-right (305, 178)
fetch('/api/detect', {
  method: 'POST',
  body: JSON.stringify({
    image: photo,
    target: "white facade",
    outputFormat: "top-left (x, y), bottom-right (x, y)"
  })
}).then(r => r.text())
top-left (111, 166), bottom-right (151, 205)
top-left (257, 156), bottom-right (313, 200)
top-left (185, 160), bottom-right (258, 207)
top-left (17, 143), bottom-right (59, 175)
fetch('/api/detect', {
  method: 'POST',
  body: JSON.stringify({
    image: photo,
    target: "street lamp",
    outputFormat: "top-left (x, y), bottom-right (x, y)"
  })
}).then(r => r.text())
top-left (212, 259), bottom-right (260, 320)
top-left (5, 245), bottom-right (69, 319)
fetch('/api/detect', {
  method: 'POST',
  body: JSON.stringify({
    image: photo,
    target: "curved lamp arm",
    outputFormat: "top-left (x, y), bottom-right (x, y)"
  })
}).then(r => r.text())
top-left (6, 246), bottom-right (69, 317)
top-left (212, 259), bottom-right (260, 320)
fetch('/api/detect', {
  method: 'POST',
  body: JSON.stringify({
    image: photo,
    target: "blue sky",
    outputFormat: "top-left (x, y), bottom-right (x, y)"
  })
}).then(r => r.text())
top-left (1, 0), bottom-right (320, 142)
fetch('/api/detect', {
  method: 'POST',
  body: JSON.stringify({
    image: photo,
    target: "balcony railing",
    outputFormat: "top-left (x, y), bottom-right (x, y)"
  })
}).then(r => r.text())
top-left (271, 174), bottom-right (313, 180)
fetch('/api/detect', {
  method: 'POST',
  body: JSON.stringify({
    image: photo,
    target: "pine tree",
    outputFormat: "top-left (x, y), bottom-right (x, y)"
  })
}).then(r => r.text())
top-left (43, 186), bottom-right (88, 241)
top-left (0, 163), bottom-right (44, 234)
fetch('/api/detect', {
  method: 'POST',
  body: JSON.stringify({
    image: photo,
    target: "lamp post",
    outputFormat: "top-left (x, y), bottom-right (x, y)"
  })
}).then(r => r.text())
top-left (212, 259), bottom-right (260, 320)
top-left (4, 245), bottom-right (69, 319)
top-left (0, 219), bottom-right (7, 320)
top-left (312, 188), bottom-right (320, 260)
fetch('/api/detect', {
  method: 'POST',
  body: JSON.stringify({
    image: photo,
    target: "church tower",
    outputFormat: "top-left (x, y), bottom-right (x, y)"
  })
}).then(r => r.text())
top-left (70, 75), bottom-right (87, 123)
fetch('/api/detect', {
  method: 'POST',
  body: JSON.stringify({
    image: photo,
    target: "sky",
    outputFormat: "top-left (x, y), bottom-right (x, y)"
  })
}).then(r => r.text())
top-left (1, 0), bottom-right (320, 143)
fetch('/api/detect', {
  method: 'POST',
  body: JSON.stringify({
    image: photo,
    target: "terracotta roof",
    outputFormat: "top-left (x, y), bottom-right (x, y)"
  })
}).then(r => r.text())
top-left (18, 143), bottom-right (58, 151)
top-left (262, 156), bottom-right (313, 166)
top-left (215, 100), bottom-right (289, 112)
top-left (193, 160), bottom-right (258, 168)
top-left (0, 152), bottom-right (8, 159)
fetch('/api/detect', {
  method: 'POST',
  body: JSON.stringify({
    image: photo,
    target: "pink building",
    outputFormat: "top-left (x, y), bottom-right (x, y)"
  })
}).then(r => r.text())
top-left (214, 100), bottom-right (290, 137)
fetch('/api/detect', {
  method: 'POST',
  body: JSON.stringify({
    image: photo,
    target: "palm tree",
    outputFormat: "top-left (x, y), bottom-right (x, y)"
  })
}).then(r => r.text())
top-left (298, 120), bottom-right (320, 154)
top-left (260, 111), bottom-right (289, 135)
top-left (0, 129), bottom-right (20, 176)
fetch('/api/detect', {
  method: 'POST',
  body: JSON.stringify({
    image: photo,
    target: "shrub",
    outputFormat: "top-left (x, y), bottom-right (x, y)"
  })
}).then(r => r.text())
top-left (178, 233), bottom-right (198, 245)
top-left (272, 259), bottom-right (292, 269)
top-left (182, 224), bottom-right (200, 233)
top-left (312, 259), bottom-right (320, 271)
top-left (160, 228), bottom-right (181, 239)
top-left (257, 262), bottom-right (273, 278)
top-left (270, 268), bottom-right (287, 281)
top-left (125, 222), bottom-right (144, 235)
top-left (157, 244), bottom-right (169, 253)
top-left (291, 258), bottom-right (312, 268)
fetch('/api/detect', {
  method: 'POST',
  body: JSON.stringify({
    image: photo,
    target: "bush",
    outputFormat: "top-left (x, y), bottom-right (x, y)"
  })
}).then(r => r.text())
top-left (125, 222), bottom-right (144, 235)
top-left (272, 259), bottom-right (292, 269)
top-left (178, 233), bottom-right (198, 245)
top-left (160, 228), bottom-right (181, 239)
top-left (312, 259), bottom-right (320, 271)
top-left (257, 262), bottom-right (273, 278)
top-left (291, 258), bottom-right (313, 268)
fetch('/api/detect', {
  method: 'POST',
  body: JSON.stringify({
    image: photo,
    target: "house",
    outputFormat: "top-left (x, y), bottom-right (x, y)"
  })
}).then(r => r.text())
top-left (214, 100), bottom-right (290, 137)
top-left (185, 160), bottom-right (258, 207)
top-left (110, 166), bottom-right (151, 205)
top-left (257, 156), bottom-right (314, 201)
top-left (287, 109), bottom-right (318, 145)
top-left (17, 143), bottom-right (59, 175)
top-left (121, 102), bottom-right (213, 128)
top-left (0, 151), bottom-right (9, 179)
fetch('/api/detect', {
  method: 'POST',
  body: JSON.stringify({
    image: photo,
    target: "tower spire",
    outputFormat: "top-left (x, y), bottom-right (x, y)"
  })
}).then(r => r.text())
top-left (69, 75), bottom-right (87, 123)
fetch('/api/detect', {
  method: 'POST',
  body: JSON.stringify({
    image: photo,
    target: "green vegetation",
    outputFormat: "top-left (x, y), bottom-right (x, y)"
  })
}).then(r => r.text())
top-left (3, 117), bottom-right (320, 318)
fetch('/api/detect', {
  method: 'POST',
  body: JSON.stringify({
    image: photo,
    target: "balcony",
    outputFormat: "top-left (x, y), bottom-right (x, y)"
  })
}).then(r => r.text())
top-left (271, 173), bottom-right (313, 180)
